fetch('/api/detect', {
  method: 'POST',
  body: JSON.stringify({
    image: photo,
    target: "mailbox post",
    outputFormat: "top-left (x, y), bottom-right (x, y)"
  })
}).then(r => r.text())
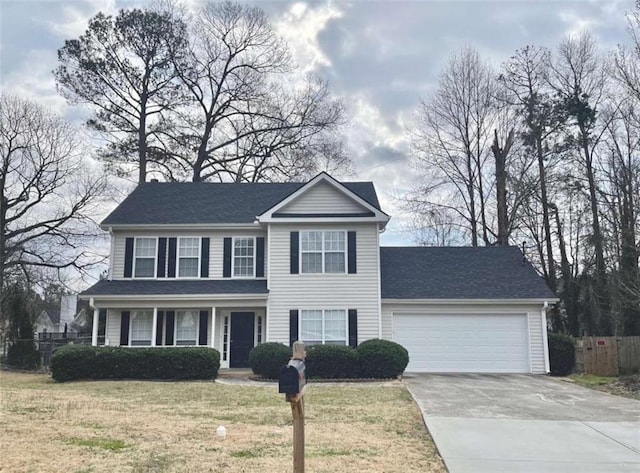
top-left (278, 341), bottom-right (306, 473)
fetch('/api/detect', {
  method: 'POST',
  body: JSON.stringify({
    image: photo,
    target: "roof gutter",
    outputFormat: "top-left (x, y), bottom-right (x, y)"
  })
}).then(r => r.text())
top-left (99, 223), bottom-right (261, 231)
top-left (381, 298), bottom-right (560, 305)
top-left (78, 293), bottom-right (269, 301)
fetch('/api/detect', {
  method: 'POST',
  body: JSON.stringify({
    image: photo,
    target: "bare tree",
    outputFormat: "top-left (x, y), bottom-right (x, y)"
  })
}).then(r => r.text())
top-left (0, 94), bottom-right (107, 324)
top-left (408, 47), bottom-right (497, 246)
top-left (161, 1), bottom-right (346, 182)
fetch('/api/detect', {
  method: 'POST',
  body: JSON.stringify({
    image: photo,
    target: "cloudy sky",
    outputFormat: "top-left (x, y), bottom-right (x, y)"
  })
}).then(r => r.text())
top-left (0, 0), bottom-right (636, 247)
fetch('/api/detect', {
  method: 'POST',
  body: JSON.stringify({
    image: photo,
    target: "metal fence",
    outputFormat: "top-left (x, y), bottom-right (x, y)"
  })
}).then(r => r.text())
top-left (1, 332), bottom-right (104, 369)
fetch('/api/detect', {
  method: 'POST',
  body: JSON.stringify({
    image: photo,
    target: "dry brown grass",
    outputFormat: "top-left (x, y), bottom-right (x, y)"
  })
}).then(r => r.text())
top-left (0, 372), bottom-right (445, 473)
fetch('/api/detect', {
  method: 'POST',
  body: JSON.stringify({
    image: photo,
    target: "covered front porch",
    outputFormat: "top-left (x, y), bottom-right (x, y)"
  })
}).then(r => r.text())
top-left (82, 278), bottom-right (270, 370)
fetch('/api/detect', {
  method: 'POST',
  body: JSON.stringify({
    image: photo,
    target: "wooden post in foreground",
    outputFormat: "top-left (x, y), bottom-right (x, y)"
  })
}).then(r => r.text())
top-left (286, 341), bottom-right (306, 473)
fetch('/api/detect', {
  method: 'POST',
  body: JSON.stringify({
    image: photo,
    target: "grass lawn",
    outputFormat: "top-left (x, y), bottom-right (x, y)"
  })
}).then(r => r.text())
top-left (569, 373), bottom-right (640, 400)
top-left (0, 372), bottom-right (445, 473)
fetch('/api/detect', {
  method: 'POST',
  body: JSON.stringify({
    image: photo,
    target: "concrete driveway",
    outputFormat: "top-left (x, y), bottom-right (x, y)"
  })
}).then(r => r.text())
top-left (405, 374), bottom-right (640, 472)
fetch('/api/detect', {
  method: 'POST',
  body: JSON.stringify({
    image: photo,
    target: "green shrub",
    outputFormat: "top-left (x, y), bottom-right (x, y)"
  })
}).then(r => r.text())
top-left (249, 342), bottom-right (291, 379)
top-left (305, 344), bottom-right (359, 379)
top-left (51, 346), bottom-right (219, 382)
top-left (6, 340), bottom-right (41, 370)
top-left (357, 339), bottom-right (409, 379)
top-left (548, 332), bottom-right (575, 376)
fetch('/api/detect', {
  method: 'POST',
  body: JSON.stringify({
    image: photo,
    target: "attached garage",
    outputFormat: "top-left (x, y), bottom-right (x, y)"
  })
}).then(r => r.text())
top-left (380, 246), bottom-right (558, 375)
top-left (393, 312), bottom-right (530, 373)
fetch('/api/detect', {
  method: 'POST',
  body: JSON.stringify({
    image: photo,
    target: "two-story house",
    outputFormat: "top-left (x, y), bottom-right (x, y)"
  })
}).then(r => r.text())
top-left (81, 172), bottom-right (556, 374)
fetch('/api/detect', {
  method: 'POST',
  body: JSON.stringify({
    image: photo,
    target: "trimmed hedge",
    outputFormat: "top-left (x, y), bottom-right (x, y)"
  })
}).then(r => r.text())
top-left (249, 342), bottom-right (291, 379)
top-left (548, 332), bottom-right (575, 376)
top-left (357, 339), bottom-right (409, 379)
top-left (51, 345), bottom-right (220, 382)
top-left (305, 344), bottom-right (360, 379)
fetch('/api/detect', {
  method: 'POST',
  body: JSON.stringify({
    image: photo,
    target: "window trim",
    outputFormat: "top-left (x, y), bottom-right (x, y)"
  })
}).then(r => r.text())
top-left (133, 237), bottom-right (158, 279)
top-left (177, 236), bottom-right (201, 279)
top-left (298, 308), bottom-right (348, 346)
top-left (129, 309), bottom-right (153, 346)
top-left (231, 236), bottom-right (256, 279)
top-left (173, 309), bottom-right (200, 346)
top-left (299, 230), bottom-right (347, 274)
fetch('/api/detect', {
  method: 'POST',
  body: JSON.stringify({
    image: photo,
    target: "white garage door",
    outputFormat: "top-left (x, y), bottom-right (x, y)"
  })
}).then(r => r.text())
top-left (393, 313), bottom-right (530, 373)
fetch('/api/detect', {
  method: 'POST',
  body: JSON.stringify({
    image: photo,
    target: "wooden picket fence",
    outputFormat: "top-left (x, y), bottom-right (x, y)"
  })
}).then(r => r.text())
top-left (575, 336), bottom-right (640, 376)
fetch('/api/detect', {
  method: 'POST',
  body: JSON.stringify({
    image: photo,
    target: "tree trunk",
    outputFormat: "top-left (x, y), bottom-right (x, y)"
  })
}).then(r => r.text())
top-left (492, 129), bottom-right (514, 246)
top-left (536, 135), bottom-right (557, 291)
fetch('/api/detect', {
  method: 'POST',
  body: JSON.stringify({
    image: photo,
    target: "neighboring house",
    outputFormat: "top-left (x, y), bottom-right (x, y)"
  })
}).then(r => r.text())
top-left (34, 295), bottom-right (89, 336)
top-left (80, 172), bottom-right (556, 373)
top-left (34, 309), bottom-right (59, 334)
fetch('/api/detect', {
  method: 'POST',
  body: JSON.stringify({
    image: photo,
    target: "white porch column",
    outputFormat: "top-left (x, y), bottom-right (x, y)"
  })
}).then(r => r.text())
top-left (91, 307), bottom-right (99, 346)
top-left (210, 307), bottom-right (216, 349)
top-left (151, 308), bottom-right (158, 347)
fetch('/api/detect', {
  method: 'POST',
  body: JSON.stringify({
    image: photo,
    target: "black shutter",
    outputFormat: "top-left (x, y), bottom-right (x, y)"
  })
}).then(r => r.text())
top-left (290, 232), bottom-right (299, 274)
top-left (289, 310), bottom-right (299, 346)
top-left (256, 237), bottom-right (265, 277)
top-left (156, 311), bottom-right (164, 346)
top-left (348, 309), bottom-right (358, 348)
top-left (200, 238), bottom-right (210, 278)
top-left (223, 238), bottom-right (232, 278)
top-left (348, 231), bottom-right (357, 274)
top-left (165, 311), bottom-right (175, 345)
top-left (199, 310), bottom-right (208, 345)
top-left (120, 311), bottom-right (130, 346)
top-left (124, 238), bottom-right (134, 278)
top-left (167, 238), bottom-right (177, 278)
top-left (157, 238), bottom-right (167, 277)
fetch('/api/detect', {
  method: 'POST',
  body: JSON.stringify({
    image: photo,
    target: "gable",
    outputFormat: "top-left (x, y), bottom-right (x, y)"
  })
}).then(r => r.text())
top-left (277, 180), bottom-right (371, 216)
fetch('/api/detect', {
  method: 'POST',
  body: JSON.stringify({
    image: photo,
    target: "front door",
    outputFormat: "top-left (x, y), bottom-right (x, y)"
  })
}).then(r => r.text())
top-left (230, 312), bottom-right (255, 368)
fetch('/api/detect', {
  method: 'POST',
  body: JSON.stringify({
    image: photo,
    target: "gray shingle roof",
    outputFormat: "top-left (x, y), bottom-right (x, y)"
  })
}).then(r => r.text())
top-left (81, 280), bottom-right (268, 296)
top-left (380, 246), bottom-right (556, 300)
top-left (102, 181), bottom-right (380, 225)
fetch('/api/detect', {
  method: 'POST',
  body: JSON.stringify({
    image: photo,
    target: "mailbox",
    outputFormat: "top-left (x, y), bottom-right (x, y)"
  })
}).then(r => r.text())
top-left (279, 359), bottom-right (306, 395)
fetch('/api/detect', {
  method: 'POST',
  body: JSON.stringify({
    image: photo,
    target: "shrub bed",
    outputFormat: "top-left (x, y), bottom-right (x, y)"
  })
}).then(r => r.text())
top-left (249, 342), bottom-right (291, 379)
top-left (548, 332), bottom-right (575, 376)
top-left (305, 344), bottom-right (360, 379)
top-left (51, 345), bottom-right (220, 382)
top-left (357, 339), bottom-right (409, 379)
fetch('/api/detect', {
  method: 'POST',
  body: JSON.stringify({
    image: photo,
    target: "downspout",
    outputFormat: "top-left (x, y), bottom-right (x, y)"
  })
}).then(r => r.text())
top-left (542, 301), bottom-right (550, 374)
top-left (377, 225), bottom-right (383, 339)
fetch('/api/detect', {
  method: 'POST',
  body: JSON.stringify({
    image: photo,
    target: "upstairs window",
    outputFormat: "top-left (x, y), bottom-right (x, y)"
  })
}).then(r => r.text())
top-left (130, 310), bottom-right (153, 346)
top-left (233, 237), bottom-right (255, 277)
top-left (134, 238), bottom-right (156, 278)
top-left (301, 231), bottom-right (345, 273)
top-left (300, 309), bottom-right (347, 346)
top-left (178, 237), bottom-right (200, 278)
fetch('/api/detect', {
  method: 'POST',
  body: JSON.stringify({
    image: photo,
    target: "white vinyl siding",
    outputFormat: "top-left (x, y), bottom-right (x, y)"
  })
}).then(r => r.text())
top-left (267, 223), bottom-right (380, 344)
top-left (381, 303), bottom-right (548, 374)
top-left (111, 230), bottom-right (266, 279)
top-left (278, 180), bottom-right (369, 214)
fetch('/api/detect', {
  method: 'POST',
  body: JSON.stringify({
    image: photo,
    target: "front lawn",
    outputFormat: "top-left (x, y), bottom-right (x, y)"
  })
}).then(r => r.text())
top-left (569, 373), bottom-right (640, 400)
top-left (0, 372), bottom-right (445, 472)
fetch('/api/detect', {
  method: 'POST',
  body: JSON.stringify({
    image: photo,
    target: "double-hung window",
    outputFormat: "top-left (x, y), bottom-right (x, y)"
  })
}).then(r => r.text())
top-left (175, 310), bottom-right (198, 345)
top-left (178, 237), bottom-right (200, 278)
top-left (130, 310), bottom-right (153, 346)
top-left (301, 231), bottom-right (345, 273)
top-left (300, 309), bottom-right (347, 346)
top-left (134, 238), bottom-right (156, 278)
top-left (233, 237), bottom-right (255, 277)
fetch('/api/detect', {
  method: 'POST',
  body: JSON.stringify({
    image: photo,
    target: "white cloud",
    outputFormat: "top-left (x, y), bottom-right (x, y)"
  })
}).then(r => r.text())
top-left (273, 1), bottom-right (343, 73)
top-left (44, 0), bottom-right (118, 38)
